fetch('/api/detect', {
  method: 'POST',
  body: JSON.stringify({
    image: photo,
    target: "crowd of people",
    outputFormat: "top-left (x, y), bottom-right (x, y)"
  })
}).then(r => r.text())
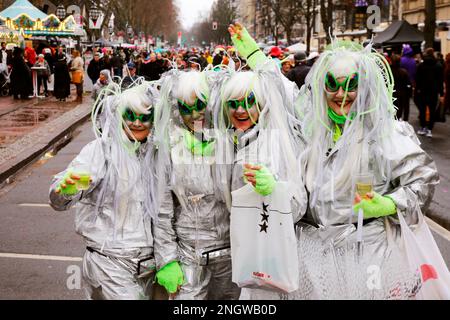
top-left (2, 37), bottom-right (449, 140)
top-left (45, 24), bottom-right (450, 300)
top-left (0, 42), bottom-right (81, 102)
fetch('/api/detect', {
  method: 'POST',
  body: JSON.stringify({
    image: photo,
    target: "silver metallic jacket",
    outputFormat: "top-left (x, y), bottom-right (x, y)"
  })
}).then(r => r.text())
top-left (306, 121), bottom-right (439, 228)
top-left (231, 127), bottom-right (307, 224)
top-left (49, 139), bottom-right (153, 252)
top-left (154, 126), bottom-right (231, 269)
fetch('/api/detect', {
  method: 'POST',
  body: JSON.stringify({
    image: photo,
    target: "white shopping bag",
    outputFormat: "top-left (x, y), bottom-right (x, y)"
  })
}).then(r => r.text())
top-left (398, 206), bottom-right (450, 299)
top-left (230, 182), bottom-right (299, 293)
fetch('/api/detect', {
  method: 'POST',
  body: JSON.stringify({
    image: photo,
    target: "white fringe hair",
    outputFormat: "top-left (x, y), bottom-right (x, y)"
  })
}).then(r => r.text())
top-left (153, 70), bottom-right (213, 209)
top-left (213, 66), bottom-right (306, 209)
top-left (297, 40), bottom-right (397, 207)
top-left (90, 82), bottom-right (160, 235)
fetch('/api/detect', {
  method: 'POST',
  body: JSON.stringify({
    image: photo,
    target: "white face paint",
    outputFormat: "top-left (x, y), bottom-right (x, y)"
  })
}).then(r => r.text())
top-left (325, 54), bottom-right (359, 116)
top-left (178, 92), bottom-right (207, 133)
top-left (227, 92), bottom-right (260, 132)
top-left (122, 108), bottom-right (153, 142)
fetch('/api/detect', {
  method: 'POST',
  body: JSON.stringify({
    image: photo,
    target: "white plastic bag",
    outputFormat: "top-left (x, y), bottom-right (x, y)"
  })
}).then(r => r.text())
top-left (230, 182), bottom-right (299, 293)
top-left (398, 207), bottom-right (450, 299)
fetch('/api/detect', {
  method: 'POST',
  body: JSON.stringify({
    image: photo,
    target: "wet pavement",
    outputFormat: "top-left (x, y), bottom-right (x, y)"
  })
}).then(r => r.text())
top-left (0, 68), bottom-right (94, 149)
top-left (0, 96), bottom-right (80, 148)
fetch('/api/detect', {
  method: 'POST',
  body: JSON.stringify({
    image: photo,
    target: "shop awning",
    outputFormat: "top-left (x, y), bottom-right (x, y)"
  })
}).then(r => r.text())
top-left (373, 20), bottom-right (424, 45)
top-left (0, 0), bottom-right (47, 21)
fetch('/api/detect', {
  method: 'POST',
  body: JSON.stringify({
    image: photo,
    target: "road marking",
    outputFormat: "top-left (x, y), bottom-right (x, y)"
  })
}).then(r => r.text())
top-left (426, 217), bottom-right (450, 241)
top-left (18, 203), bottom-right (51, 208)
top-left (0, 252), bottom-right (82, 262)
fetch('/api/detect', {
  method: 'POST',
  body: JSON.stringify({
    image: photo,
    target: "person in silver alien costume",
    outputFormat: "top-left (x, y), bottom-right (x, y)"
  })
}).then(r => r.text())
top-left (292, 40), bottom-right (442, 299)
top-left (49, 82), bottom-right (161, 300)
top-left (212, 25), bottom-right (308, 300)
top-left (228, 23), bottom-right (442, 299)
top-left (152, 69), bottom-right (241, 300)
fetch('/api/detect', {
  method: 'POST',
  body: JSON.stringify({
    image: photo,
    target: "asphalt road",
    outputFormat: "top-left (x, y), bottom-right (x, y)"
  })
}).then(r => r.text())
top-left (0, 121), bottom-right (92, 300)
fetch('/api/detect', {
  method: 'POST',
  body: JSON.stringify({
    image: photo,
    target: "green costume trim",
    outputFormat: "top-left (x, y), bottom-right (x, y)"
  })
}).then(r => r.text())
top-left (333, 124), bottom-right (342, 143)
top-left (156, 261), bottom-right (185, 294)
top-left (57, 171), bottom-right (80, 196)
top-left (230, 27), bottom-right (268, 69)
top-left (327, 108), bottom-right (357, 143)
top-left (353, 192), bottom-right (397, 219)
top-left (183, 131), bottom-right (215, 157)
top-left (327, 108), bottom-right (348, 125)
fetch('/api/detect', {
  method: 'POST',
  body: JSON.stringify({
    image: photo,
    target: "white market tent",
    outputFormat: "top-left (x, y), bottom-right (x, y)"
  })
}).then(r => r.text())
top-left (287, 42), bottom-right (307, 53)
top-left (0, 0), bottom-right (47, 20)
top-left (0, 0), bottom-right (77, 37)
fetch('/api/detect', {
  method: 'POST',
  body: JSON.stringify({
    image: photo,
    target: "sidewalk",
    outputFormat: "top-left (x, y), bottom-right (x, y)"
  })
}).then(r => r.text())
top-left (0, 96), bottom-right (93, 186)
top-left (0, 71), bottom-right (93, 186)
top-left (407, 103), bottom-right (450, 230)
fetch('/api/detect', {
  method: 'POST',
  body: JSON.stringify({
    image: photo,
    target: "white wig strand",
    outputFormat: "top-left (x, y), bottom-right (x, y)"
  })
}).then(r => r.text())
top-left (154, 69), bottom-right (226, 209)
top-left (298, 40), bottom-right (396, 207)
top-left (214, 67), bottom-right (305, 208)
top-left (90, 82), bottom-right (160, 237)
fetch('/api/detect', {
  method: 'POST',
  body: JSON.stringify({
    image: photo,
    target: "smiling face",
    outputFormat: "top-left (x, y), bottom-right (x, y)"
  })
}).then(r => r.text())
top-left (99, 73), bottom-right (108, 83)
top-left (325, 74), bottom-right (358, 116)
top-left (178, 92), bottom-right (207, 133)
top-left (122, 109), bottom-right (153, 142)
top-left (282, 61), bottom-right (291, 73)
top-left (325, 56), bottom-right (359, 116)
top-left (227, 92), bottom-right (260, 132)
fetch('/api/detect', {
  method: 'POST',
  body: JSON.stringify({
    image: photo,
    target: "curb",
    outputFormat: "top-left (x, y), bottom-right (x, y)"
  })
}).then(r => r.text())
top-left (427, 217), bottom-right (450, 268)
top-left (0, 102), bottom-right (92, 186)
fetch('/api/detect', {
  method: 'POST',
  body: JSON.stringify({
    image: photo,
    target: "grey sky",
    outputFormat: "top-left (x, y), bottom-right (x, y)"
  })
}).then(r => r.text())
top-left (175, 0), bottom-right (215, 30)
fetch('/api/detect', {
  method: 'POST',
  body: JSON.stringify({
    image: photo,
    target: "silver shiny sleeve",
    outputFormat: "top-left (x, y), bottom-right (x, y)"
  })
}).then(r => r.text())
top-left (385, 123), bottom-right (440, 225)
top-left (291, 182), bottom-right (308, 224)
top-left (153, 186), bottom-right (179, 270)
top-left (48, 139), bottom-right (105, 212)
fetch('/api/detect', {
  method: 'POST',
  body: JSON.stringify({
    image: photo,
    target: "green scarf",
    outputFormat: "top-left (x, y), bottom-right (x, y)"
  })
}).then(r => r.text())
top-left (327, 108), bottom-right (348, 125)
top-left (183, 131), bottom-right (215, 157)
top-left (327, 108), bottom-right (357, 142)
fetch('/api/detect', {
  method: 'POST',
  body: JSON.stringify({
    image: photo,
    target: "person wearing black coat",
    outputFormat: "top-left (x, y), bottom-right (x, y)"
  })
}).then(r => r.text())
top-left (391, 54), bottom-right (412, 122)
top-left (286, 51), bottom-right (311, 90)
top-left (140, 54), bottom-right (161, 81)
top-left (111, 53), bottom-right (123, 78)
top-left (444, 53), bottom-right (450, 115)
top-left (53, 54), bottom-right (71, 101)
top-left (43, 49), bottom-right (54, 75)
top-left (99, 54), bottom-right (113, 75)
top-left (87, 53), bottom-right (102, 84)
top-left (10, 47), bottom-right (32, 100)
top-left (415, 48), bottom-right (444, 138)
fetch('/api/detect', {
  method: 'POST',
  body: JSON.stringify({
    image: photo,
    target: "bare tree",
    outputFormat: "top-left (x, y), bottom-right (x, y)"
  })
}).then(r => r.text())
top-left (209, 0), bottom-right (236, 45)
top-left (304, 0), bottom-right (318, 53)
top-left (424, 0), bottom-right (436, 49)
top-left (49, 0), bottom-right (179, 43)
top-left (262, 0), bottom-right (303, 45)
top-left (320, 0), bottom-right (333, 44)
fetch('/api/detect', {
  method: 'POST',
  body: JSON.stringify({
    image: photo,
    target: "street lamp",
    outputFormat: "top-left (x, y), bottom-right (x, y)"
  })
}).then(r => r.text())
top-left (127, 25), bottom-right (134, 39)
top-left (56, 4), bottom-right (66, 20)
top-left (89, 4), bottom-right (101, 25)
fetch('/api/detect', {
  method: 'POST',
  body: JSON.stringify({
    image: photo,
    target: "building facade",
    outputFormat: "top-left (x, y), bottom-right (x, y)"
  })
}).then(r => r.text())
top-left (401, 0), bottom-right (450, 55)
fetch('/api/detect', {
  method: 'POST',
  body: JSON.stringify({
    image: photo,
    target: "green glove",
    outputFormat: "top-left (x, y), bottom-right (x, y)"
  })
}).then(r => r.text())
top-left (353, 192), bottom-right (397, 219)
top-left (156, 261), bottom-right (184, 294)
top-left (245, 165), bottom-right (276, 196)
top-left (55, 171), bottom-right (80, 196)
top-left (183, 131), bottom-right (215, 157)
top-left (231, 25), bottom-right (267, 70)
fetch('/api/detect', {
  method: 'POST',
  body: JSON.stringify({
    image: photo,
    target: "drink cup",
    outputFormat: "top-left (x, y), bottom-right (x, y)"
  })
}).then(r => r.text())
top-left (75, 172), bottom-right (91, 191)
top-left (354, 173), bottom-right (374, 200)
